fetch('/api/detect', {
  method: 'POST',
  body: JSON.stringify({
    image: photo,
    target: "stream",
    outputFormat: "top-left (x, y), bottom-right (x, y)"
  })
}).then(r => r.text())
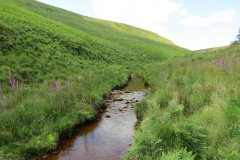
top-left (42, 76), bottom-right (148, 160)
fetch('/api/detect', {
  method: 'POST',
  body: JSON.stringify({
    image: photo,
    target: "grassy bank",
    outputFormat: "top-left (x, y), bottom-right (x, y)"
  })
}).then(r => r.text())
top-left (128, 46), bottom-right (240, 159)
top-left (0, 66), bottom-right (129, 159)
top-left (1, 0), bottom-right (239, 158)
top-left (0, 0), bottom-right (191, 159)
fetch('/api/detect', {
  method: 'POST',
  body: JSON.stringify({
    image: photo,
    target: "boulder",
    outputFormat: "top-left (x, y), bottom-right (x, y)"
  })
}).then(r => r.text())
top-left (104, 114), bottom-right (111, 118)
top-left (115, 97), bottom-right (123, 101)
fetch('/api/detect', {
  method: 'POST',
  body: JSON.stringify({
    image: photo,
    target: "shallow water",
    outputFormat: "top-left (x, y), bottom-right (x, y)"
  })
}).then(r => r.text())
top-left (42, 77), bottom-right (147, 160)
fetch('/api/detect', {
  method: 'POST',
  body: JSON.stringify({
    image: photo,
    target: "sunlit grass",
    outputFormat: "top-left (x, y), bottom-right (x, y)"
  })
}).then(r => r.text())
top-left (128, 46), bottom-right (240, 159)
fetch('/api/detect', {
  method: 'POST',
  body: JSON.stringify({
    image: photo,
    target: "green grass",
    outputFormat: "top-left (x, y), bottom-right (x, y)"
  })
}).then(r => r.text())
top-left (0, 0), bottom-right (190, 159)
top-left (1, 0), bottom-right (239, 159)
top-left (127, 46), bottom-right (240, 160)
top-left (4, 0), bottom-right (239, 159)
top-left (0, 0), bottom-right (190, 85)
top-left (0, 66), bottom-right (129, 159)
top-left (194, 45), bottom-right (229, 53)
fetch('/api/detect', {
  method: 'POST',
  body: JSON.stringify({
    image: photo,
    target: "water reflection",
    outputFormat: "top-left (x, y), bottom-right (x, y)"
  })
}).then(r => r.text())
top-left (42, 77), bottom-right (147, 160)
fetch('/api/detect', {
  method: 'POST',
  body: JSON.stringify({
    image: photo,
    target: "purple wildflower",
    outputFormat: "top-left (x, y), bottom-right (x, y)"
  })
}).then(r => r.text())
top-left (0, 80), bottom-right (2, 92)
top-left (8, 71), bottom-right (13, 84)
top-left (55, 80), bottom-right (61, 91)
top-left (221, 58), bottom-right (225, 69)
top-left (12, 79), bottom-right (15, 90)
top-left (8, 71), bottom-right (15, 90)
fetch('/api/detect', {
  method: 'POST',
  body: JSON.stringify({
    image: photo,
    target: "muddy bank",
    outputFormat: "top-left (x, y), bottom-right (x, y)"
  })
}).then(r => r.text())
top-left (42, 76), bottom-right (147, 160)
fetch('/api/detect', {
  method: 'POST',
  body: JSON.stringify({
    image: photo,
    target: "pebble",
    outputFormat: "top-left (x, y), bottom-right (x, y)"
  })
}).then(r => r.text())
top-left (104, 114), bottom-right (111, 118)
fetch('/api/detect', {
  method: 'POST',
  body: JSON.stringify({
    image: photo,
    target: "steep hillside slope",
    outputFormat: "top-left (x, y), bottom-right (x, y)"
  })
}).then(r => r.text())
top-left (19, 0), bottom-right (176, 46)
top-left (0, 0), bottom-right (190, 85)
top-left (0, 0), bottom-right (191, 159)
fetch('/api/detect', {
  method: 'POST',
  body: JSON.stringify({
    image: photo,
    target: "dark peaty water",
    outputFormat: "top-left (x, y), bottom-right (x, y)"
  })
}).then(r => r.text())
top-left (42, 77), bottom-right (147, 160)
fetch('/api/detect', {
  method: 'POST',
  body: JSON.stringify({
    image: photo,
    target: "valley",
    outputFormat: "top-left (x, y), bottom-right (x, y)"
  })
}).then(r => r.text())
top-left (0, 0), bottom-right (240, 159)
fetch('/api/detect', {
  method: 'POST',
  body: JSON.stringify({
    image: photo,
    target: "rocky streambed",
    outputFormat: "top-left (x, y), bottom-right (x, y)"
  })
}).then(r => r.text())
top-left (104, 90), bottom-right (146, 119)
top-left (42, 77), bottom-right (147, 160)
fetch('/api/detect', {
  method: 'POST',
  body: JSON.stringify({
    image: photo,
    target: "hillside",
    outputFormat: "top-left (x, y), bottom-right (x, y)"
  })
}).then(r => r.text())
top-left (1, 0), bottom-right (240, 159)
top-left (0, 0), bottom-right (191, 159)
top-left (194, 45), bottom-right (229, 53)
top-left (0, 0), bottom-right (190, 85)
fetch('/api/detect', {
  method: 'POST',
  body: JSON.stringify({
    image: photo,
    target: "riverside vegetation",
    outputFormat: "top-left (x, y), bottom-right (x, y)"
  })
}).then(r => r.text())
top-left (0, 0), bottom-right (189, 159)
top-left (128, 46), bottom-right (240, 160)
top-left (0, 0), bottom-right (239, 159)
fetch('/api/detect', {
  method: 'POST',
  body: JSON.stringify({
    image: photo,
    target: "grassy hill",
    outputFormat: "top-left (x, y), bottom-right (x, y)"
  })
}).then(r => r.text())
top-left (0, 0), bottom-right (191, 159)
top-left (1, 0), bottom-right (240, 160)
top-left (194, 45), bottom-right (229, 53)
top-left (0, 0), bottom-right (190, 85)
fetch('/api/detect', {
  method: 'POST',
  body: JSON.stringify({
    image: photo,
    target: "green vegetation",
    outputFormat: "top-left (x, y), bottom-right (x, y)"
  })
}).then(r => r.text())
top-left (232, 28), bottom-right (240, 45)
top-left (194, 45), bottom-right (229, 53)
top-left (0, 0), bottom-right (190, 159)
top-left (0, 66), bottom-right (129, 159)
top-left (128, 46), bottom-right (240, 159)
top-left (0, 0), bottom-right (189, 86)
top-left (1, 0), bottom-right (239, 159)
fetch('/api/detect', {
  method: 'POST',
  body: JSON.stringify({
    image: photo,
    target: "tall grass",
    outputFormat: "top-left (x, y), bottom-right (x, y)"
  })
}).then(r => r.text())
top-left (128, 46), bottom-right (240, 160)
top-left (0, 66), bottom-right (129, 159)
